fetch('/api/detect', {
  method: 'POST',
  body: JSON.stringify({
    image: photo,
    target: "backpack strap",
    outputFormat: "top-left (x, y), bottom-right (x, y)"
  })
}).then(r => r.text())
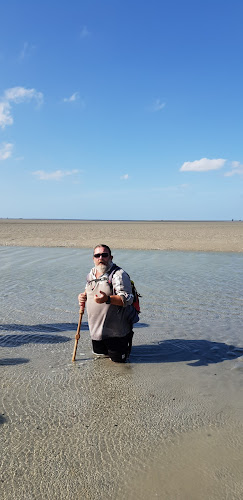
top-left (107, 264), bottom-right (121, 288)
top-left (86, 274), bottom-right (108, 285)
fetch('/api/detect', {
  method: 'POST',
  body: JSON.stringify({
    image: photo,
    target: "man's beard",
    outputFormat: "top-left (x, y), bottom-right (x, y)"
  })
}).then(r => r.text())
top-left (95, 260), bottom-right (112, 275)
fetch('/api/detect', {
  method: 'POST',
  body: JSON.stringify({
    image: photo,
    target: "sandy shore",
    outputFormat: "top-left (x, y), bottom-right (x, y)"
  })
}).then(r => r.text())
top-left (0, 219), bottom-right (242, 252)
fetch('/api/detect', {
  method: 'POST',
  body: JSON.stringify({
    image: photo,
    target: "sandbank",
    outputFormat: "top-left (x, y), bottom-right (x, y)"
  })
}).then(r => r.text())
top-left (0, 219), bottom-right (242, 252)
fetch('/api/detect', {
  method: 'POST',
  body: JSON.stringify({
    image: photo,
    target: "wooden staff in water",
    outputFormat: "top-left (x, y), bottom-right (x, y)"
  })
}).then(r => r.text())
top-left (72, 304), bottom-right (85, 362)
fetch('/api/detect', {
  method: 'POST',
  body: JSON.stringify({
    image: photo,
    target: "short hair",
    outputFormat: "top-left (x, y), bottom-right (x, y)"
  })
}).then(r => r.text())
top-left (93, 244), bottom-right (112, 256)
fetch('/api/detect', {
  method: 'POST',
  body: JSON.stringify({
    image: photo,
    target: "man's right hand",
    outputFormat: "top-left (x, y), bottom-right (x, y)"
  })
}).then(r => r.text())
top-left (78, 292), bottom-right (87, 307)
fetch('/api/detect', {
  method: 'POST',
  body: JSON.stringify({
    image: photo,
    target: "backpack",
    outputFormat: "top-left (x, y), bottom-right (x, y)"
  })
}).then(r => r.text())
top-left (108, 265), bottom-right (141, 323)
top-left (129, 280), bottom-right (141, 314)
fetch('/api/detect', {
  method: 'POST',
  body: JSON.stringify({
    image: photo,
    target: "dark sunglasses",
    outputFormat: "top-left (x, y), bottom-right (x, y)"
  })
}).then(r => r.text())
top-left (93, 252), bottom-right (109, 258)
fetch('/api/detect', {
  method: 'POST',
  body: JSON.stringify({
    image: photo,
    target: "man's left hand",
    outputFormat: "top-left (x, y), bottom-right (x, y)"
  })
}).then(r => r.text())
top-left (94, 291), bottom-right (108, 304)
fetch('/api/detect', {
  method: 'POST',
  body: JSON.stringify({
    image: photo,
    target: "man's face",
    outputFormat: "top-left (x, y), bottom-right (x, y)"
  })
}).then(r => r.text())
top-left (93, 246), bottom-right (112, 272)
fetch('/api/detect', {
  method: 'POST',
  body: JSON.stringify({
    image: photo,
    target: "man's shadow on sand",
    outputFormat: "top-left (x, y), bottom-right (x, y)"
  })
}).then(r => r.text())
top-left (131, 339), bottom-right (243, 366)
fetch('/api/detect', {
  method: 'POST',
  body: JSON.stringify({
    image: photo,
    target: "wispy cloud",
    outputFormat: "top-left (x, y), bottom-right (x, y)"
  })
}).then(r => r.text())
top-left (19, 42), bottom-right (36, 62)
top-left (32, 169), bottom-right (79, 181)
top-left (149, 99), bottom-right (166, 112)
top-left (0, 101), bottom-right (12, 128)
top-left (0, 86), bottom-right (43, 129)
top-left (180, 158), bottom-right (226, 172)
top-left (80, 26), bottom-right (90, 38)
top-left (152, 183), bottom-right (189, 192)
top-left (63, 92), bottom-right (79, 103)
top-left (224, 161), bottom-right (243, 177)
top-left (0, 142), bottom-right (13, 161)
top-left (120, 174), bottom-right (129, 180)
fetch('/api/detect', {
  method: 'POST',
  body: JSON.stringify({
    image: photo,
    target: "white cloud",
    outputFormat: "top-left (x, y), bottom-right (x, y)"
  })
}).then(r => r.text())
top-left (0, 142), bottom-right (13, 160)
top-left (149, 99), bottom-right (166, 112)
top-left (63, 92), bottom-right (79, 103)
top-left (4, 86), bottom-right (43, 106)
top-left (80, 26), bottom-right (90, 38)
top-left (224, 161), bottom-right (243, 177)
top-left (0, 86), bottom-right (43, 129)
top-left (180, 158), bottom-right (226, 172)
top-left (120, 174), bottom-right (129, 180)
top-left (0, 101), bottom-right (13, 128)
top-left (32, 169), bottom-right (79, 181)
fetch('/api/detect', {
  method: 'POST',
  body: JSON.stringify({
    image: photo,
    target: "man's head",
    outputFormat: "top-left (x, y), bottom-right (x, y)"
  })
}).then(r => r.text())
top-left (93, 244), bottom-right (113, 274)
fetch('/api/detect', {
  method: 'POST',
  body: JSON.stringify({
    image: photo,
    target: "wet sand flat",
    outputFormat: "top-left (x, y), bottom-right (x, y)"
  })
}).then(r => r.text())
top-left (0, 219), bottom-right (243, 252)
top-left (1, 332), bottom-right (243, 500)
top-left (1, 246), bottom-right (243, 499)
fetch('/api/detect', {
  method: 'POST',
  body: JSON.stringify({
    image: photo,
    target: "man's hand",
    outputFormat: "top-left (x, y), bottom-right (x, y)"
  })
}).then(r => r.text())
top-left (94, 290), bottom-right (108, 304)
top-left (78, 292), bottom-right (87, 308)
top-left (94, 291), bottom-right (124, 306)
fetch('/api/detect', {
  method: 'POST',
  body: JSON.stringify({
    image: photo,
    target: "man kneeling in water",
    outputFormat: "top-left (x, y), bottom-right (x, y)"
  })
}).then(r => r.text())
top-left (78, 244), bottom-right (135, 362)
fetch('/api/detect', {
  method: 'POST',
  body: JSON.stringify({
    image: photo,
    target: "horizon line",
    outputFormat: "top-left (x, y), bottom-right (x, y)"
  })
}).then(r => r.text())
top-left (1, 218), bottom-right (242, 223)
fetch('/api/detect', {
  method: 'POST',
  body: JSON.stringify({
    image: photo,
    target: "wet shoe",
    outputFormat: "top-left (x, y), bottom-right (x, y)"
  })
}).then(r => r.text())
top-left (92, 351), bottom-right (109, 357)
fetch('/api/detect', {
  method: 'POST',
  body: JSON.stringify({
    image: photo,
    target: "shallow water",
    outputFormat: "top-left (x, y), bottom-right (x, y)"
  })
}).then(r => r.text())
top-left (1, 247), bottom-right (243, 499)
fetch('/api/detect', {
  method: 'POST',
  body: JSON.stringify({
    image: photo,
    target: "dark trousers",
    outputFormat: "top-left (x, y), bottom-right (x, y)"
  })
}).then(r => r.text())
top-left (92, 331), bottom-right (134, 363)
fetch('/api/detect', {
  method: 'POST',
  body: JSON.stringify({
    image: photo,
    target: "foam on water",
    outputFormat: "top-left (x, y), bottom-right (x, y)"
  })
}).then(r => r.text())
top-left (1, 247), bottom-right (243, 499)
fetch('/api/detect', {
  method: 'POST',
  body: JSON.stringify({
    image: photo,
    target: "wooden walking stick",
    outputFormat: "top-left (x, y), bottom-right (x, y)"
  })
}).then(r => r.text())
top-left (72, 305), bottom-right (85, 362)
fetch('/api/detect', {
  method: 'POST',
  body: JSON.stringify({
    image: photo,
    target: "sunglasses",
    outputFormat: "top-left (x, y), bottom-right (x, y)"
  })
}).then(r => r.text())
top-left (93, 252), bottom-right (109, 258)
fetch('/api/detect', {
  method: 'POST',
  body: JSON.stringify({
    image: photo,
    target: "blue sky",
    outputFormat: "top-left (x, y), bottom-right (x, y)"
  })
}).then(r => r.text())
top-left (0, 0), bottom-right (242, 220)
